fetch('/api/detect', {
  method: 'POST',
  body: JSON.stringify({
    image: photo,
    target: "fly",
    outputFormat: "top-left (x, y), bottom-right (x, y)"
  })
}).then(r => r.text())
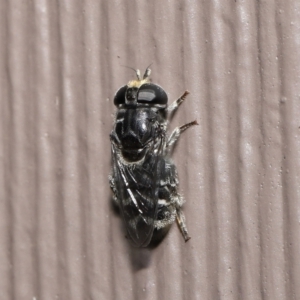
top-left (109, 66), bottom-right (197, 247)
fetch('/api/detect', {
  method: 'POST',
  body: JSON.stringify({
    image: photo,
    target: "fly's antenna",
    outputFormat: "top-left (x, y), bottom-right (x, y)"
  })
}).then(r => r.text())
top-left (143, 63), bottom-right (153, 79)
top-left (121, 65), bottom-right (141, 80)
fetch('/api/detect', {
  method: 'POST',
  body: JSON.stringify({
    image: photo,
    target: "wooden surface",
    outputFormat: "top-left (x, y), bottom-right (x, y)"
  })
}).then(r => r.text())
top-left (1, 0), bottom-right (300, 299)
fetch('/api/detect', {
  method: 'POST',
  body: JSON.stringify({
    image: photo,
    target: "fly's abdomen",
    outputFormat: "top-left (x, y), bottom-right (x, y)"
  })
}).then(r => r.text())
top-left (117, 161), bottom-right (160, 247)
top-left (121, 187), bottom-right (157, 246)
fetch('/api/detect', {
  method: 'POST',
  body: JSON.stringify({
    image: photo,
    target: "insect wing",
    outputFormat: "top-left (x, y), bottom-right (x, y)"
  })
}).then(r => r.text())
top-left (111, 140), bottom-right (163, 247)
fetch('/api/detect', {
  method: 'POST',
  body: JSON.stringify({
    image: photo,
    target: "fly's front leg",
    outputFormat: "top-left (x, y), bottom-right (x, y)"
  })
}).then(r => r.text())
top-left (167, 91), bottom-right (190, 117)
top-left (166, 120), bottom-right (198, 151)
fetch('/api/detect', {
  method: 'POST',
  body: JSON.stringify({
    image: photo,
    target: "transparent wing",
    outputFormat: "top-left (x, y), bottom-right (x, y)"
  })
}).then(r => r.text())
top-left (111, 138), bottom-right (164, 247)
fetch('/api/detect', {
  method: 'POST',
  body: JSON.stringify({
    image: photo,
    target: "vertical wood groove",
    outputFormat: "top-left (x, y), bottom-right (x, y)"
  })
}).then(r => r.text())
top-left (0, 0), bottom-right (299, 299)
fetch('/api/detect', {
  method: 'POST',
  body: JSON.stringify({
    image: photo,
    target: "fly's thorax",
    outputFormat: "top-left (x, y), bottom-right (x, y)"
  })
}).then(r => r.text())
top-left (113, 107), bottom-right (166, 162)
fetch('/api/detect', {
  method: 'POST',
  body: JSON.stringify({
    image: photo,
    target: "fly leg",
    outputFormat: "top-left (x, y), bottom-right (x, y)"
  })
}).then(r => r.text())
top-left (167, 91), bottom-right (190, 118)
top-left (154, 160), bottom-right (191, 243)
top-left (176, 207), bottom-right (191, 242)
top-left (109, 174), bottom-right (119, 206)
top-left (166, 120), bottom-right (198, 151)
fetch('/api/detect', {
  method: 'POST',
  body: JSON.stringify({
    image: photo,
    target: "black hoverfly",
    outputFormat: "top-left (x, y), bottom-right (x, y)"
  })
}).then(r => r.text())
top-left (109, 66), bottom-right (197, 247)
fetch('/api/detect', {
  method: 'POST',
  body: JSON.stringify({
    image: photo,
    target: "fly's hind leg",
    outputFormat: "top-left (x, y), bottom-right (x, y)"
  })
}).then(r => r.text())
top-left (166, 120), bottom-right (198, 151)
top-left (156, 192), bottom-right (191, 242)
top-left (154, 161), bottom-right (191, 243)
top-left (176, 207), bottom-right (191, 242)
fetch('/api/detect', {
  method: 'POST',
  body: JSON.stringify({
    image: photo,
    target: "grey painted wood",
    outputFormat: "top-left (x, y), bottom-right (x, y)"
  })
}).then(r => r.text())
top-left (1, 0), bottom-right (300, 299)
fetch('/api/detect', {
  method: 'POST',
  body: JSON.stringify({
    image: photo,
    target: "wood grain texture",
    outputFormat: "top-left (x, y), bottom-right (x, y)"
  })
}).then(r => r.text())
top-left (1, 0), bottom-right (300, 299)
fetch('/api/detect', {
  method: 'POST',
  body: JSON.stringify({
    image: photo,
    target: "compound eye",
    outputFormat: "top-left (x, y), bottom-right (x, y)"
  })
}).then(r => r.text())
top-left (114, 85), bottom-right (127, 106)
top-left (137, 83), bottom-right (168, 105)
